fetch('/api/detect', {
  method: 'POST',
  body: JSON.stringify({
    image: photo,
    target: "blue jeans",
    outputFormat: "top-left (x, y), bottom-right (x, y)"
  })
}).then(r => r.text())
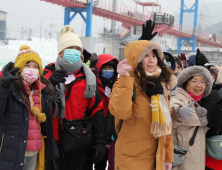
top-left (23, 154), bottom-right (37, 170)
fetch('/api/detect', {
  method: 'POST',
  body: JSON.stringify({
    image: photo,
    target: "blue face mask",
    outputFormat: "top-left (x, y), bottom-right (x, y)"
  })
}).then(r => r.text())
top-left (101, 70), bottom-right (114, 79)
top-left (63, 49), bottom-right (81, 64)
top-left (164, 59), bottom-right (171, 68)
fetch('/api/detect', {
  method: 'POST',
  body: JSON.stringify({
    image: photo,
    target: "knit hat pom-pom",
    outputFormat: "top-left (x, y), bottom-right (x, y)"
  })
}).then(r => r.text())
top-left (19, 45), bottom-right (31, 52)
top-left (31, 106), bottom-right (40, 116)
top-left (37, 113), bottom-right (46, 123)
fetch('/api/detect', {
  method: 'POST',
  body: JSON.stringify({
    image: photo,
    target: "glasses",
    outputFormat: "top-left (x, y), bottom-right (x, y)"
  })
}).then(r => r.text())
top-left (190, 80), bottom-right (206, 86)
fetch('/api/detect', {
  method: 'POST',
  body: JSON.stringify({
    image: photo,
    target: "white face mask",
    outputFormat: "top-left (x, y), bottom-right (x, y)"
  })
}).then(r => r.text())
top-left (21, 68), bottom-right (39, 85)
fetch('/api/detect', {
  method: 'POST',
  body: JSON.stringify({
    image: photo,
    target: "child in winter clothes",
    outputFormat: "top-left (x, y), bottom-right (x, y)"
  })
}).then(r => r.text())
top-left (95, 54), bottom-right (118, 170)
top-left (0, 45), bottom-right (59, 170)
top-left (43, 25), bottom-right (107, 169)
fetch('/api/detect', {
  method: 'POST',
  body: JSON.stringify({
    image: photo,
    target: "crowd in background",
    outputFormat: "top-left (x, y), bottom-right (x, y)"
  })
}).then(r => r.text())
top-left (0, 20), bottom-right (222, 170)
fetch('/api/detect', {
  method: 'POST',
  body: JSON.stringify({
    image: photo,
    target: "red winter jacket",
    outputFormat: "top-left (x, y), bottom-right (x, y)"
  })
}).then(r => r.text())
top-left (43, 63), bottom-right (106, 146)
top-left (97, 54), bottom-right (118, 144)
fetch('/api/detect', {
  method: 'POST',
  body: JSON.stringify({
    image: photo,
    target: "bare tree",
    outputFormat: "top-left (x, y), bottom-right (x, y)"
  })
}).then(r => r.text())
top-left (55, 31), bottom-right (60, 41)
top-left (28, 27), bottom-right (33, 40)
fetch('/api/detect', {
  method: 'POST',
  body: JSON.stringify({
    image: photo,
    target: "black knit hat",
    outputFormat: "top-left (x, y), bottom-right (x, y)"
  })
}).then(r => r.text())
top-left (195, 48), bottom-right (209, 66)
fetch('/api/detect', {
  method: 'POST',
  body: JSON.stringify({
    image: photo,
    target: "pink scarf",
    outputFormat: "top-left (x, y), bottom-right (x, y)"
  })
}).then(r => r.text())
top-left (188, 92), bottom-right (204, 102)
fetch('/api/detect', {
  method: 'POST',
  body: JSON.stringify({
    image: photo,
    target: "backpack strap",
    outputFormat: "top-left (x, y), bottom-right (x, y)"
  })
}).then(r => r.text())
top-left (65, 76), bottom-right (85, 101)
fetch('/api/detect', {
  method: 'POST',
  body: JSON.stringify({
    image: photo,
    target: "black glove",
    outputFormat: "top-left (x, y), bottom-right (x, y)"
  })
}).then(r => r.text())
top-left (83, 49), bottom-right (92, 63)
top-left (93, 144), bottom-right (107, 164)
top-left (89, 53), bottom-right (99, 68)
top-left (139, 20), bottom-right (158, 41)
top-left (0, 62), bottom-right (19, 88)
top-left (195, 48), bottom-right (209, 66)
top-left (49, 70), bottom-right (68, 86)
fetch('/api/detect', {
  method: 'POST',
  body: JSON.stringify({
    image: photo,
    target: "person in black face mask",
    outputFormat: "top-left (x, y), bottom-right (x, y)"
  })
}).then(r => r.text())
top-left (100, 62), bottom-right (117, 89)
top-left (95, 54), bottom-right (118, 170)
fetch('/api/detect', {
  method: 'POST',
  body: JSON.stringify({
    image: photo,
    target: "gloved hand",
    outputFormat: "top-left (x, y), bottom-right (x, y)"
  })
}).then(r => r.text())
top-left (139, 20), bottom-right (158, 41)
top-left (89, 53), bottom-right (99, 68)
top-left (49, 70), bottom-right (68, 86)
top-left (178, 101), bottom-right (195, 119)
top-left (83, 48), bottom-right (92, 63)
top-left (195, 48), bottom-right (209, 66)
top-left (117, 59), bottom-right (132, 76)
top-left (178, 53), bottom-right (188, 68)
top-left (199, 116), bottom-right (208, 126)
top-left (93, 144), bottom-right (107, 164)
top-left (164, 162), bottom-right (172, 170)
top-left (0, 62), bottom-right (19, 88)
top-left (196, 106), bottom-right (207, 117)
top-left (196, 106), bottom-right (208, 126)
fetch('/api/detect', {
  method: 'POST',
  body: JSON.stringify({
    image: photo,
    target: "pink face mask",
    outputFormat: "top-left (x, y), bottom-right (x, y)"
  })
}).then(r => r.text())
top-left (22, 68), bottom-right (39, 85)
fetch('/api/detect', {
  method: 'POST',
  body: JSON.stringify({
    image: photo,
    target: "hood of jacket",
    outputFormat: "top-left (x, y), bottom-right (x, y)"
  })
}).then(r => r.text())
top-left (177, 66), bottom-right (213, 97)
top-left (97, 54), bottom-right (119, 74)
top-left (124, 40), bottom-right (164, 77)
top-left (163, 49), bottom-right (175, 71)
top-left (97, 54), bottom-right (119, 92)
top-left (187, 53), bottom-right (196, 66)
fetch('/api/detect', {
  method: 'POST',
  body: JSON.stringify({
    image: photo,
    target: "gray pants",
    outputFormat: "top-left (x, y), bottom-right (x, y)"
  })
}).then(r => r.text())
top-left (23, 154), bottom-right (37, 170)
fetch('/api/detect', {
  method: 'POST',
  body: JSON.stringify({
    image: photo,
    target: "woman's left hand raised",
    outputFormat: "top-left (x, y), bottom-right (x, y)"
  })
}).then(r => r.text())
top-left (117, 59), bottom-right (132, 76)
top-left (164, 162), bottom-right (172, 170)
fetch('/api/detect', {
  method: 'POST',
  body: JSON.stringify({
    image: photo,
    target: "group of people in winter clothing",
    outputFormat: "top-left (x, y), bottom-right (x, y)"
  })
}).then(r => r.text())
top-left (0, 19), bottom-right (222, 170)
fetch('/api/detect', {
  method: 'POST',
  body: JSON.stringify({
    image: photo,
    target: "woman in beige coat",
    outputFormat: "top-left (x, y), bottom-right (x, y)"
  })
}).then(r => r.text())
top-left (171, 66), bottom-right (213, 170)
top-left (109, 40), bottom-right (177, 170)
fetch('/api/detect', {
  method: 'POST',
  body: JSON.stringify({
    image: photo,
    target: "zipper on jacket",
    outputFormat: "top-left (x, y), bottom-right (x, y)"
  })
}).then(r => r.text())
top-left (0, 133), bottom-right (5, 156)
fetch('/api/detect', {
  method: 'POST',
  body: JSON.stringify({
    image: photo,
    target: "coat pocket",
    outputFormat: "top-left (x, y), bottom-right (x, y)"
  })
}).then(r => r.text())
top-left (122, 140), bottom-right (151, 156)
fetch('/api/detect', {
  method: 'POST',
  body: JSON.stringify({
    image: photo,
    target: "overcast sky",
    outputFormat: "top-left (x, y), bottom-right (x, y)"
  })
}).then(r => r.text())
top-left (0, 0), bottom-right (219, 39)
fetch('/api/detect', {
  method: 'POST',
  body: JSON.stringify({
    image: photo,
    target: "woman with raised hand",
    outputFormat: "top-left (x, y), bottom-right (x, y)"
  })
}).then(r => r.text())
top-left (109, 40), bottom-right (177, 170)
top-left (0, 45), bottom-right (59, 170)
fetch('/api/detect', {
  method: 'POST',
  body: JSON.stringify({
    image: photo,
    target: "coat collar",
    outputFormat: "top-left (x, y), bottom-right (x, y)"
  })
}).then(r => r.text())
top-left (13, 73), bottom-right (54, 95)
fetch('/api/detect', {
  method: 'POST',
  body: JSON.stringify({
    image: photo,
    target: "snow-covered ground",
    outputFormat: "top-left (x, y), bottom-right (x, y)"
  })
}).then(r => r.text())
top-left (0, 39), bottom-right (105, 70)
top-left (0, 40), bottom-right (58, 70)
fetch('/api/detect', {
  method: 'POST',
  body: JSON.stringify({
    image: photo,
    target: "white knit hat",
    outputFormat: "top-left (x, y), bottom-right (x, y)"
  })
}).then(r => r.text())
top-left (58, 25), bottom-right (83, 54)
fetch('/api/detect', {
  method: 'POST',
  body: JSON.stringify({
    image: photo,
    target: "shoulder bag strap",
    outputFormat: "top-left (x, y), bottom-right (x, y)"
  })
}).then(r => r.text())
top-left (65, 76), bottom-right (85, 101)
top-left (189, 126), bottom-right (199, 146)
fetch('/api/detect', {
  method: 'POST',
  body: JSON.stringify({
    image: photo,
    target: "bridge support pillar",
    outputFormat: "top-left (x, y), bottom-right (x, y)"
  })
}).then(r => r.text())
top-left (178, 0), bottom-right (199, 54)
top-left (64, 0), bottom-right (93, 37)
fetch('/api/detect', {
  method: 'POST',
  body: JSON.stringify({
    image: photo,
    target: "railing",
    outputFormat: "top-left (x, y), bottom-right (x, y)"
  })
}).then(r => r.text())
top-left (95, 0), bottom-right (150, 22)
top-left (42, 0), bottom-right (222, 46)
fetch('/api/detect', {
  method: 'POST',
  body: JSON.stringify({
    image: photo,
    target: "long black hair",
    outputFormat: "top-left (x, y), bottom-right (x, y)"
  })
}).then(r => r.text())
top-left (134, 49), bottom-right (171, 93)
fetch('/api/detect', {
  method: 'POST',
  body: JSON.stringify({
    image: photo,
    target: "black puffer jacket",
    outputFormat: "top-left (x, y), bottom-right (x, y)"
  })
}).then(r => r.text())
top-left (0, 76), bottom-right (59, 170)
top-left (199, 89), bottom-right (222, 138)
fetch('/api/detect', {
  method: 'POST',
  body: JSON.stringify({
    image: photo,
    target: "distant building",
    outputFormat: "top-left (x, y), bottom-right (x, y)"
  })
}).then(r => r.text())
top-left (0, 10), bottom-right (7, 41)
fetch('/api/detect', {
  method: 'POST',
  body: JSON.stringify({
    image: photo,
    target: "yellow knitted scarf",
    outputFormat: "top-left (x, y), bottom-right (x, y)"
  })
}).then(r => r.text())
top-left (150, 94), bottom-right (172, 138)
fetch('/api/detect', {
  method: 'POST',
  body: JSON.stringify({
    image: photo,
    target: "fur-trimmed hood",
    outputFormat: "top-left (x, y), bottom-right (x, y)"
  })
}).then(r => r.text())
top-left (124, 40), bottom-right (163, 77)
top-left (161, 74), bottom-right (177, 97)
top-left (13, 73), bottom-right (54, 95)
top-left (177, 66), bottom-right (213, 97)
